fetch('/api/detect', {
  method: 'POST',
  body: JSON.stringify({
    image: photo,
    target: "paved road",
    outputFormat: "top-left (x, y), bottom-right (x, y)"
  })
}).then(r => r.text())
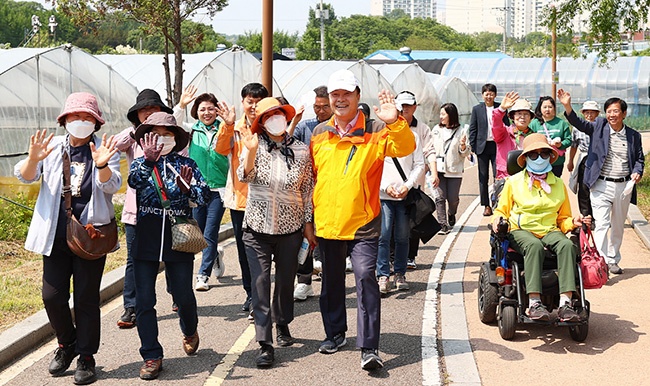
top-left (0, 167), bottom-right (481, 386)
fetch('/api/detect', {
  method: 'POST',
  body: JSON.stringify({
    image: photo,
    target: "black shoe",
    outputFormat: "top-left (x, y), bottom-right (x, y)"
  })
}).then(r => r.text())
top-left (117, 307), bottom-right (136, 328)
top-left (361, 348), bottom-right (384, 371)
top-left (256, 343), bottom-right (275, 368)
top-left (241, 296), bottom-right (252, 312)
top-left (49, 342), bottom-right (78, 376)
top-left (73, 355), bottom-right (97, 385)
top-left (276, 324), bottom-right (295, 347)
top-left (448, 215), bottom-right (456, 227)
top-left (171, 302), bottom-right (178, 312)
top-left (318, 332), bottom-right (347, 354)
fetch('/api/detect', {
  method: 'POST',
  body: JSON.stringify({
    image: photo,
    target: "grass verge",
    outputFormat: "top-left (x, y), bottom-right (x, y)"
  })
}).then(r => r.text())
top-left (634, 154), bottom-right (650, 220)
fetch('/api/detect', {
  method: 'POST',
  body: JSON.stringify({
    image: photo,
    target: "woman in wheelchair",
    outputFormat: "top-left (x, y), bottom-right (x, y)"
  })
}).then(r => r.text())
top-left (492, 133), bottom-right (591, 322)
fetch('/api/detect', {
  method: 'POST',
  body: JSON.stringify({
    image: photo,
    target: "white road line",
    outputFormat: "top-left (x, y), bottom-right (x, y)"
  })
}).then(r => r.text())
top-left (422, 196), bottom-right (479, 386)
top-left (439, 198), bottom-right (482, 385)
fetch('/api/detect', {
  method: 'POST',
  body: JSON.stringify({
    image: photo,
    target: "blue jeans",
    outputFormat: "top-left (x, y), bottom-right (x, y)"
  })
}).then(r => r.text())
top-left (122, 223), bottom-right (136, 309)
top-left (133, 258), bottom-right (197, 360)
top-left (377, 200), bottom-right (409, 277)
top-left (231, 209), bottom-right (252, 297)
top-left (194, 191), bottom-right (226, 276)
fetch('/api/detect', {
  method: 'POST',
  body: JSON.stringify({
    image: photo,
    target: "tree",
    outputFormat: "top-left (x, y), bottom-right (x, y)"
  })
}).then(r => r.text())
top-left (236, 30), bottom-right (299, 53)
top-left (296, 3), bottom-right (340, 60)
top-left (54, 0), bottom-right (228, 105)
top-left (545, 0), bottom-right (650, 63)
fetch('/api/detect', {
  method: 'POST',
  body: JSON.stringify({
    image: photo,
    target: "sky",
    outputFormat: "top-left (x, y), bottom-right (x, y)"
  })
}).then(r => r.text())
top-left (196, 1), bottom-right (371, 36)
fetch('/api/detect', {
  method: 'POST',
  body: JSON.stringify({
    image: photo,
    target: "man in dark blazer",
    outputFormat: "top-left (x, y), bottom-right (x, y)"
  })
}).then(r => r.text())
top-left (468, 83), bottom-right (510, 216)
top-left (558, 89), bottom-right (644, 275)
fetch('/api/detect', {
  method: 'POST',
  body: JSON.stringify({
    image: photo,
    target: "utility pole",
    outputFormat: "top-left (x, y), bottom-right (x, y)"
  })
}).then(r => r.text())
top-left (493, 0), bottom-right (513, 53)
top-left (316, 0), bottom-right (328, 60)
top-left (262, 0), bottom-right (273, 94)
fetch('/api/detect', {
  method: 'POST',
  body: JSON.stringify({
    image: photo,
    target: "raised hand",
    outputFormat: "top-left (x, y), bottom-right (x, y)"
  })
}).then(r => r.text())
top-left (177, 165), bottom-right (193, 194)
top-left (557, 89), bottom-right (571, 106)
top-left (28, 129), bottom-right (54, 162)
top-left (140, 132), bottom-right (163, 162)
top-left (179, 85), bottom-right (198, 110)
top-left (90, 133), bottom-right (118, 168)
top-left (241, 126), bottom-right (259, 151)
top-left (215, 100), bottom-right (236, 126)
top-left (373, 89), bottom-right (399, 124)
top-left (501, 91), bottom-right (519, 110)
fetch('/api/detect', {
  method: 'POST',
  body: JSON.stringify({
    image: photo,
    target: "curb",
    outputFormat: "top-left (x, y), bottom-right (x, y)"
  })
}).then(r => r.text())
top-left (628, 204), bottom-right (650, 250)
top-left (0, 223), bottom-right (234, 372)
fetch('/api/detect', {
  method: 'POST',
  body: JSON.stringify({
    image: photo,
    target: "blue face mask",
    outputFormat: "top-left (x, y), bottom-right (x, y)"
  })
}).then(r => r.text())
top-left (526, 155), bottom-right (552, 174)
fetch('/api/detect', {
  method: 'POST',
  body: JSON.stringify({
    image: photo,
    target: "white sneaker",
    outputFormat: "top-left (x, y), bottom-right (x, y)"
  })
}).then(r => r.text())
top-left (213, 246), bottom-right (225, 278)
top-left (312, 259), bottom-right (322, 275)
top-left (293, 283), bottom-right (315, 301)
top-left (345, 257), bottom-right (353, 272)
top-left (195, 275), bottom-right (209, 291)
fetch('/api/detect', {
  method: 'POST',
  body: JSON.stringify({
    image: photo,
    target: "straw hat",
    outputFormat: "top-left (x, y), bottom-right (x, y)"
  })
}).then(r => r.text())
top-left (250, 97), bottom-right (296, 134)
top-left (516, 133), bottom-right (559, 167)
top-left (133, 112), bottom-right (189, 153)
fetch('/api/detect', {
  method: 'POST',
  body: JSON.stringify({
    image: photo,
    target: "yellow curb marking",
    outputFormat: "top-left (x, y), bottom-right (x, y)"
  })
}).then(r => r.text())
top-left (203, 324), bottom-right (255, 386)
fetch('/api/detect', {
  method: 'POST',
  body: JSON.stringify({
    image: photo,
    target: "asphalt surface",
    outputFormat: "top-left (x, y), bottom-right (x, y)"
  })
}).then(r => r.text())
top-left (2, 132), bottom-right (650, 385)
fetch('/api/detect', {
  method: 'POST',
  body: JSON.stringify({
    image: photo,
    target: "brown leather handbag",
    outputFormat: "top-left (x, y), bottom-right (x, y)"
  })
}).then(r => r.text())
top-left (63, 150), bottom-right (118, 260)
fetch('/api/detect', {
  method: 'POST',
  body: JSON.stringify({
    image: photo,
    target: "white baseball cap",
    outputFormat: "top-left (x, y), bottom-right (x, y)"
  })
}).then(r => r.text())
top-left (327, 69), bottom-right (360, 93)
top-left (395, 91), bottom-right (417, 111)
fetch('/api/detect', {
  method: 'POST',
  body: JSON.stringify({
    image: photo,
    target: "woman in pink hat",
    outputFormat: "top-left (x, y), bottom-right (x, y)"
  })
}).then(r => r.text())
top-left (14, 92), bottom-right (121, 385)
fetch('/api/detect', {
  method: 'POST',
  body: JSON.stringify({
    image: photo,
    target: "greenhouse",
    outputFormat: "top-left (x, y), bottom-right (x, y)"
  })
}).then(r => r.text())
top-left (272, 60), bottom-right (394, 122)
top-left (426, 73), bottom-right (479, 125)
top-left (0, 45), bottom-right (137, 179)
top-left (371, 63), bottom-right (441, 126)
top-left (98, 48), bottom-right (283, 120)
top-left (440, 56), bottom-right (650, 115)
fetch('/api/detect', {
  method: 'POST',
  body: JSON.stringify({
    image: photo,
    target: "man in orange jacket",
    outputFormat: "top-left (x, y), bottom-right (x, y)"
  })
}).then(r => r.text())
top-left (311, 69), bottom-right (415, 371)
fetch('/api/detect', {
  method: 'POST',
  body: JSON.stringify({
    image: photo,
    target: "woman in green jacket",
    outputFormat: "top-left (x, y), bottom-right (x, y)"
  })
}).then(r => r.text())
top-left (529, 96), bottom-right (571, 177)
top-left (188, 92), bottom-right (235, 291)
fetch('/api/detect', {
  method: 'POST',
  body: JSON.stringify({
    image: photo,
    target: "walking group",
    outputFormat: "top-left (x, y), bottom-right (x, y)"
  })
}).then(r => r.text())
top-left (14, 71), bottom-right (643, 383)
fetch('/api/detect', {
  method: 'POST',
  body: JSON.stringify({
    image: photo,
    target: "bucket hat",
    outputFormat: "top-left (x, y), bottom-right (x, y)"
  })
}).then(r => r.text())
top-left (517, 133), bottom-right (559, 167)
top-left (133, 111), bottom-right (189, 153)
top-left (57, 92), bottom-right (105, 126)
top-left (127, 89), bottom-right (173, 125)
top-left (580, 100), bottom-right (600, 113)
top-left (250, 97), bottom-right (296, 134)
top-left (508, 99), bottom-right (534, 119)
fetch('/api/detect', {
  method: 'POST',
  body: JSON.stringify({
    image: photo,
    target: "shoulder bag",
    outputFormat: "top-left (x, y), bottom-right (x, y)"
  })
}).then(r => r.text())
top-left (579, 227), bottom-right (608, 289)
top-left (391, 158), bottom-right (438, 229)
top-left (63, 149), bottom-right (118, 260)
top-left (152, 165), bottom-right (207, 254)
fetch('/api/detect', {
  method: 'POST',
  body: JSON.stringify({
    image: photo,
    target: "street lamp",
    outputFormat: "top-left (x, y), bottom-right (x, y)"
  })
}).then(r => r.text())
top-left (48, 15), bottom-right (58, 42)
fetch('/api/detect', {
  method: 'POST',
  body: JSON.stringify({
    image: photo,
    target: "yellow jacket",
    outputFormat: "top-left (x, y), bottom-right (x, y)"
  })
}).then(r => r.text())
top-left (311, 113), bottom-right (415, 240)
top-left (493, 170), bottom-right (575, 238)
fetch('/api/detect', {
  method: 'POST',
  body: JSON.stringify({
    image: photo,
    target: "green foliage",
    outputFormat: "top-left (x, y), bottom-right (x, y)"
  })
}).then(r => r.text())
top-left (236, 30), bottom-right (299, 53)
top-left (545, 0), bottom-right (650, 64)
top-left (0, 0), bottom-right (80, 47)
top-left (0, 195), bottom-right (35, 241)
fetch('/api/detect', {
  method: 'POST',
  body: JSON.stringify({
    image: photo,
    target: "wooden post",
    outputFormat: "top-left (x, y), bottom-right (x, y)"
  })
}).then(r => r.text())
top-left (262, 0), bottom-right (273, 95)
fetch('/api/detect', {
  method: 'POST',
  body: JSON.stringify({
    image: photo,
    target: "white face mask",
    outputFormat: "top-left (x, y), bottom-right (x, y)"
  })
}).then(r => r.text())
top-left (157, 136), bottom-right (176, 155)
top-left (264, 114), bottom-right (288, 136)
top-left (66, 120), bottom-right (95, 139)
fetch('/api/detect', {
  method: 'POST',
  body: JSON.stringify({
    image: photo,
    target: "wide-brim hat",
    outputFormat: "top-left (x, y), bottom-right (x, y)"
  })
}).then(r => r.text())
top-left (127, 89), bottom-right (173, 125)
top-left (250, 97), bottom-right (296, 134)
top-left (517, 133), bottom-right (559, 167)
top-left (133, 111), bottom-right (189, 153)
top-left (508, 99), bottom-right (534, 119)
top-left (57, 92), bottom-right (105, 126)
top-left (580, 100), bottom-right (600, 113)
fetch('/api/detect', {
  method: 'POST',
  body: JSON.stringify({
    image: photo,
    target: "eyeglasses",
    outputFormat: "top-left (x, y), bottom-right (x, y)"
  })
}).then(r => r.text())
top-left (527, 150), bottom-right (552, 160)
top-left (314, 104), bottom-right (331, 111)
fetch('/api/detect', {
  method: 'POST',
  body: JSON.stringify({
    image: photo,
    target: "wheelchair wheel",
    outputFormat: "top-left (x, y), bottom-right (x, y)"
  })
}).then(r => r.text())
top-left (498, 305), bottom-right (516, 340)
top-left (569, 300), bottom-right (590, 342)
top-left (478, 264), bottom-right (499, 324)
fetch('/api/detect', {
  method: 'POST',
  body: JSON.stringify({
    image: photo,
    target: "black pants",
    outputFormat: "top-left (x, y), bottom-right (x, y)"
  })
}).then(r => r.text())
top-left (244, 229), bottom-right (302, 344)
top-left (231, 209), bottom-right (252, 297)
top-left (296, 246), bottom-right (320, 285)
top-left (577, 157), bottom-right (593, 217)
top-left (42, 239), bottom-right (106, 356)
top-left (477, 141), bottom-right (497, 206)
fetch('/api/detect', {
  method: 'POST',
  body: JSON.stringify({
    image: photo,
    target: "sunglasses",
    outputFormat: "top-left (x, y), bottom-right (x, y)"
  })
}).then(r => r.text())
top-left (527, 150), bottom-right (552, 160)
